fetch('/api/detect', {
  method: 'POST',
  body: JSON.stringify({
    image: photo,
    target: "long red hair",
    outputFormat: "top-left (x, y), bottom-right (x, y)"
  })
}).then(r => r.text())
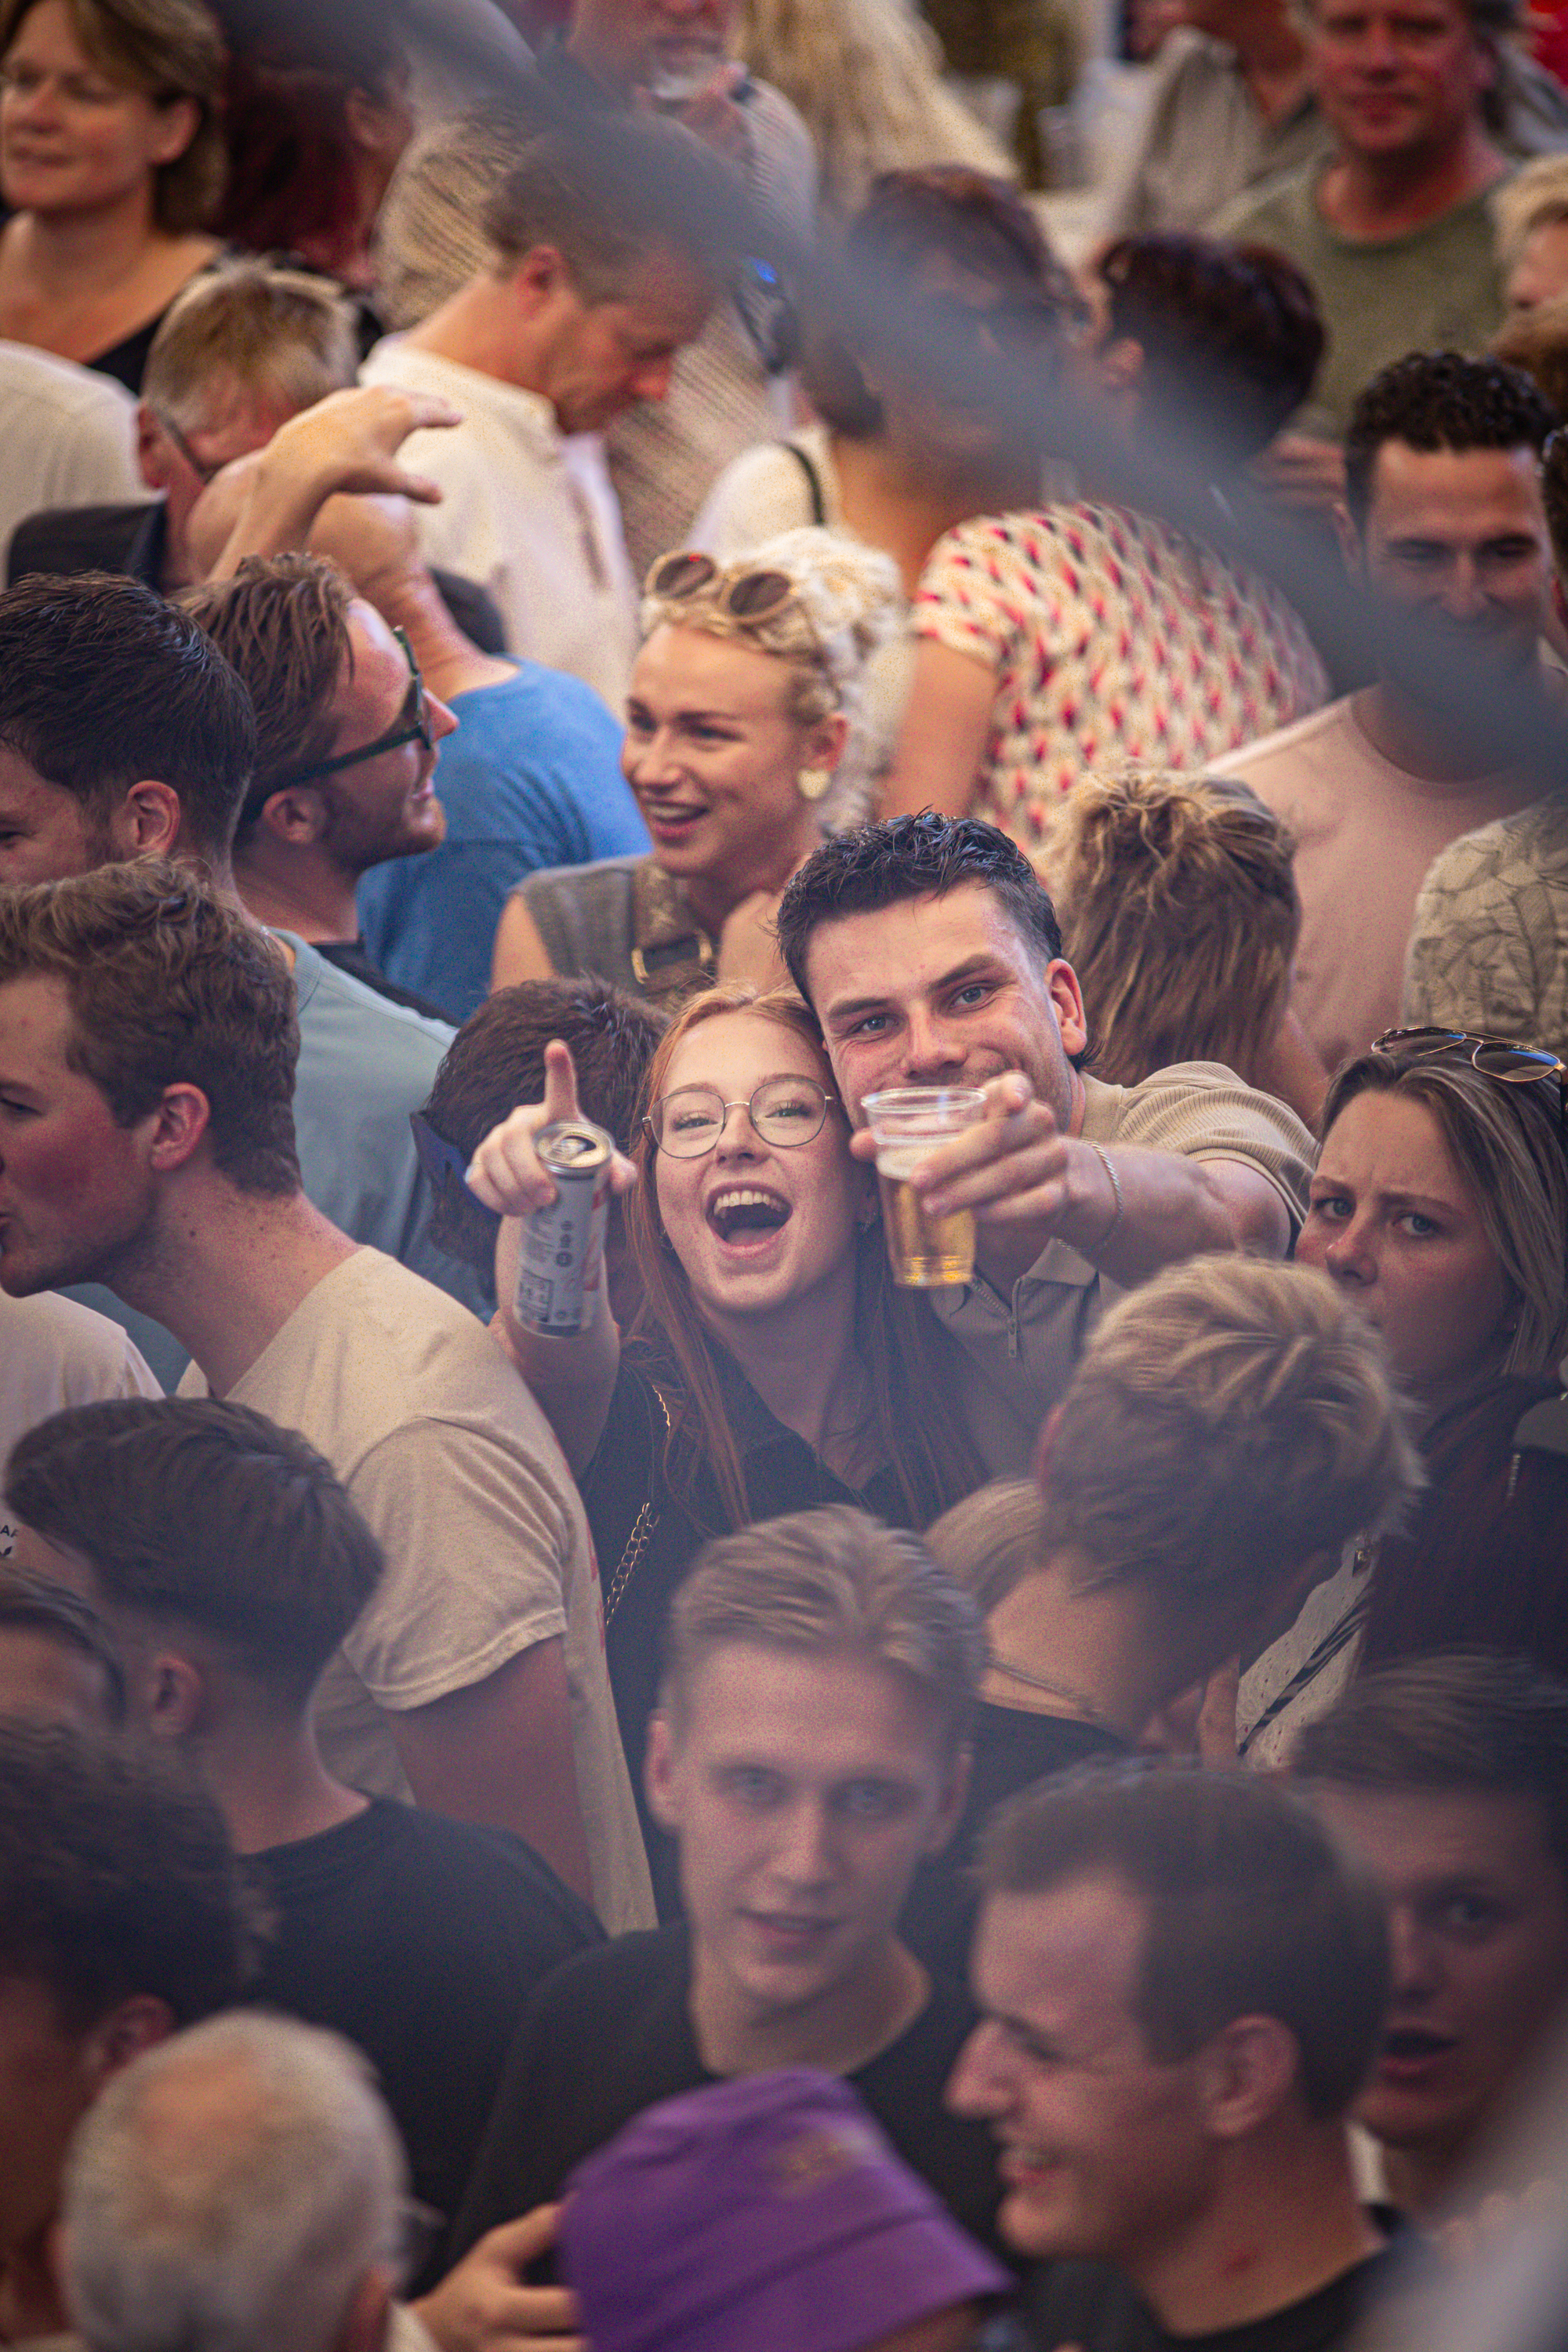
top-left (621, 986), bottom-right (982, 1533)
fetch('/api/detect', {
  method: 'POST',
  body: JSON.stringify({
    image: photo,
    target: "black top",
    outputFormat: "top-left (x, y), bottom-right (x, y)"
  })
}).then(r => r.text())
top-left (1021, 2241), bottom-right (1406, 2352)
top-left (452, 1922), bottom-right (1004, 2265)
top-left (584, 1355), bottom-right (928, 1915)
top-left (315, 936), bottom-right (455, 1022)
top-left (5, 498), bottom-right (508, 655)
top-left (903, 1705), bottom-right (1131, 1985)
top-left (244, 1797), bottom-right (600, 2274)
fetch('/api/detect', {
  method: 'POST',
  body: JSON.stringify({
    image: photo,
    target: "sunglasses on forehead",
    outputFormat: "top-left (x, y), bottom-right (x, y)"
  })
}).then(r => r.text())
top-left (647, 550), bottom-right (798, 621)
top-left (1372, 1027), bottom-right (1568, 1132)
top-left (276, 630), bottom-right (434, 789)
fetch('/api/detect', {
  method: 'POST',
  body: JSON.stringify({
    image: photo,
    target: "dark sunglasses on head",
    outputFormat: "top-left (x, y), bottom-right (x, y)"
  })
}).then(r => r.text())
top-left (647, 551), bottom-right (797, 622)
top-left (409, 1112), bottom-right (500, 1235)
top-left (278, 629), bottom-right (434, 789)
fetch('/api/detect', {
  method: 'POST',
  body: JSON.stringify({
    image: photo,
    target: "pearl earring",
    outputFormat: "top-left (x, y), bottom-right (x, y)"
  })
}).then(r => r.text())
top-left (797, 767), bottom-right (833, 803)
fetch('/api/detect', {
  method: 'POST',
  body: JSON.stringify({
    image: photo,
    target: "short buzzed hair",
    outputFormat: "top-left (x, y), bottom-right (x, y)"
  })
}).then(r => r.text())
top-left (1295, 1651), bottom-right (1568, 1881)
top-left (484, 125), bottom-right (702, 301)
top-left (662, 1504), bottom-right (984, 1755)
top-left (5, 1399), bottom-right (383, 1706)
top-left (143, 262), bottom-right (358, 431)
top-left (982, 1760), bottom-right (1391, 2120)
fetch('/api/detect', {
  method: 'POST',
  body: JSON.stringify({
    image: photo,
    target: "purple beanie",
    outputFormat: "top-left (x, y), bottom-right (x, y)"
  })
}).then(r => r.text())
top-left (557, 2067), bottom-right (1010, 2352)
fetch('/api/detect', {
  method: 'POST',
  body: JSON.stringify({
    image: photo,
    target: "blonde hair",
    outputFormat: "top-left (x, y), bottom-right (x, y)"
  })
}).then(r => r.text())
top-left (1490, 294), bottom-right (1568, 420)
top-left (925, 1479), bottom-right (1045, 1617)
top-left (1045, 768), bottom-right (1300, 1088)
top-left (623, 985), bottom-right (982, 1533)
top-left (641, 531), bottom-right (902, 729)
top-left (1494, 154), bottom-right (1568, 270)
top-left (663, 1504), bottom-right (984, 1751)
top-left (734, 0), bottom-right (1015, 220)
top-left (1322, 1047), bottom-right (1568, 1380)
top-left (1042, 1258), bottom-right (1422, 1635)
top-left (143, 263), bottom-right (358, 430)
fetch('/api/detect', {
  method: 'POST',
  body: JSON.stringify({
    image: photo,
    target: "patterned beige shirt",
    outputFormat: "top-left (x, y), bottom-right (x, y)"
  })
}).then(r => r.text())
top-left (1402, 796), bottom-right (1568, 1062)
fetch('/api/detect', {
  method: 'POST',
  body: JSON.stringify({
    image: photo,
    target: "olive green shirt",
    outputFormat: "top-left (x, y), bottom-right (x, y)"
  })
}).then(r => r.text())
top-left (1214, 165), bottom-right (1508, 441)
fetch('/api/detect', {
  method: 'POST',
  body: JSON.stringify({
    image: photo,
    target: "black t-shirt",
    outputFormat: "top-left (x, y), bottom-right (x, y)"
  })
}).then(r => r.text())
top-left (584, 1357), bottom-right (928, 1914)
top-left (452, 1922), bottom-right (1004, 2264)
top-left (1022, 2241), bottom-right (1406, 2352)
top-left (903, 1704), bottom-right (1130, 1984)
top-left (245, 1798), bottom-right (601, 2267)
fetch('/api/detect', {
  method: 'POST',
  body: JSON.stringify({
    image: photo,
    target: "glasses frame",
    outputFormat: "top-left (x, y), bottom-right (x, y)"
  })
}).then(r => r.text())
top-left (153, 405), bottom-right (224, 487)
top-left (276, 629), bottom-right (434, 789)
top-left (1372, 1027), bottom-right (1568, 1133)
top-left (644, 1076), bottom-right (838, 1158)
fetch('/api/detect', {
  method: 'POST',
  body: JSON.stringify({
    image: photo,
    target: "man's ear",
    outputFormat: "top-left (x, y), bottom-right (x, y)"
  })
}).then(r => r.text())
top-left (1332, 501), bottom-right (1362, 574)
top-left (510, 244), bottom-right (572, 312)
top-left (80, 1992), bottom-right (176, 2098)
top-left (1046, 958), bottom-right (1090, 1062)
top-left (146, 1083), bottom-right (213, 1176)
top-left (1194, 2014), bottom-right (1300, 2142)
top-left (136, 404), bottom-right (175, 495)
top-left (107, 781), bottom-right (183, 861)
top-left (257, 786), bottom-right (328, 850)
top-left (644, 1708), bottom-right (681, 1831)
top-left (145, 1648), bottom-right (206, 1741)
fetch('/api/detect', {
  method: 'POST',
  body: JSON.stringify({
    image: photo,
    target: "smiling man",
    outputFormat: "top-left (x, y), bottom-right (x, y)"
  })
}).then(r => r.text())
top-left (949, 1762), bottom-right (1399, 2352)
top-left (1296, 1652), bottom-right (1568, 2217)
top-left (449, 1505), bottom-right (1003, 2260)
top-left (777, 813), bottom-right (1314, 1472)
top-left (1215, 352), bottom-right (1556, 1072)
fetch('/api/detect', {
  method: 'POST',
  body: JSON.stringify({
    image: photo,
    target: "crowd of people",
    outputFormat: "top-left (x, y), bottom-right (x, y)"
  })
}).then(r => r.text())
top-left (2, 0), bottom-right (1568, 2348)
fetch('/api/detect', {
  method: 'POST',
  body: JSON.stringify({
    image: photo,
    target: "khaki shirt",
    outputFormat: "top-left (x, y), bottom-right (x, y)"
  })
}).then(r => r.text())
top-left (931, 1064), bottom-right (1315, 1475)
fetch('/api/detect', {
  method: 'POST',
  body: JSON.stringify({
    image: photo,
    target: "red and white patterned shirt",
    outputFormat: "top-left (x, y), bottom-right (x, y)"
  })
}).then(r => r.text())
top-left (914, 502), bottom-right (1329, 854)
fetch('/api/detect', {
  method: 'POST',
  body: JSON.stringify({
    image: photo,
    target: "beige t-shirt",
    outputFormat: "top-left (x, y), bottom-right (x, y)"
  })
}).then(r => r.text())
top-left (179, 1250), bottom-right (652, 1934)
top-left (1213, 694), bottom-right (1542, 1075)
top-left (0, 1290), bottom-right (162, 1557)
top-left (932, 1064), bottom-right (1316, 1475)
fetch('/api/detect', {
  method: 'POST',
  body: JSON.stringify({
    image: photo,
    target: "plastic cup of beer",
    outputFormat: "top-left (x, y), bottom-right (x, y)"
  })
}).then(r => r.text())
top-left (862, 1087), bottom-right (987, 1288)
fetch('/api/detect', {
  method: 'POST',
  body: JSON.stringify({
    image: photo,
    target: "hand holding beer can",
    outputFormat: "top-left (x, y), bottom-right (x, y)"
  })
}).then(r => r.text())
top-left (862, 1087), bottom-right (987, 1288)
top-left (514, 1119), bottom-right (615, 1337)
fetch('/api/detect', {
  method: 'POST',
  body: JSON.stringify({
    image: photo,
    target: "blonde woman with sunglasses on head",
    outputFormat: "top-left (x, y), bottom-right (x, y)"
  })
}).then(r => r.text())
top-left (466, 983), bottom-right (983, 1911)
top-left (490, 529), bottom-right (901, 1011)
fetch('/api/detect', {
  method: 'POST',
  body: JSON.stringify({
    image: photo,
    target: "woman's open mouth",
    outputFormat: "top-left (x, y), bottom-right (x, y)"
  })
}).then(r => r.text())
top-left (706, 1186), bottom-right (792, 1248)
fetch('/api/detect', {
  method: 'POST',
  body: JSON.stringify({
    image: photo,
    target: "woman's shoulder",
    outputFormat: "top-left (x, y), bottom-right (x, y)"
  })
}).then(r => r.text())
top-left (517, 854), bottom-right (647, 984)
top-left (690, 426), bottom-right (837, 556)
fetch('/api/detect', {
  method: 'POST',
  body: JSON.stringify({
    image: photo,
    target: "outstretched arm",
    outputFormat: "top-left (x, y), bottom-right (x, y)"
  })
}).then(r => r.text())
top-left (879, 637), bottom-right (998, 819)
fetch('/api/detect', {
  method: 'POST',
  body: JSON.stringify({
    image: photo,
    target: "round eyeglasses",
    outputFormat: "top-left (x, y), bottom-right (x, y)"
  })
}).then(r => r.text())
top-left (646, 550), bottom-right (797, 622)
top-left (644, 1076), bottom-right (837, 1158)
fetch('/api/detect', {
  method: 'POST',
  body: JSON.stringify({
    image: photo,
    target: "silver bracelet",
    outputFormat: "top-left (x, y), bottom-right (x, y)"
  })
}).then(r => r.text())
top-left (1088, 1142), bottom-right (1123, 1249)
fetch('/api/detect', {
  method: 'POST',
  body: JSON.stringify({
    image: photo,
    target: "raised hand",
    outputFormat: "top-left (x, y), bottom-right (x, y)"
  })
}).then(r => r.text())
top-left (465, 1040), bottom-right (638, 1221)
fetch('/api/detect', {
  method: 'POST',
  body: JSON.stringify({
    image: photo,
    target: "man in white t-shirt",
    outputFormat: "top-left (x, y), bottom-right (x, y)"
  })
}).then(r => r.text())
top-left (1214, 350), bottom-right (1559, 1073)
top-left (0, 1292), bottom-right (160, 1558)
top-left (0, 341), bottom-right (138, 566)
top-left (361, 125), bottom-right (713, 706)
top-left (0, 859), bottom-right (651, 1934)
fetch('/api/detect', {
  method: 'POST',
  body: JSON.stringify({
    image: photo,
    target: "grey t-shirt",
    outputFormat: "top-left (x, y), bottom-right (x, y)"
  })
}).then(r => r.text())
top-left (1214, 165), bottom-right (1508, 441)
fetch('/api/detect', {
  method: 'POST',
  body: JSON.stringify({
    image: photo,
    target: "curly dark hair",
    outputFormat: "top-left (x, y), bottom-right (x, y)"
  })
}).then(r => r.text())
top-left (777, 811), bottom-right (1064, 1004)
top-left (1344, 350), bottom-right (1556, 529)
top-left (0, 1718), bottom-right (248, 2029)
top-left (1098, 234), bottom-right (1325, 464)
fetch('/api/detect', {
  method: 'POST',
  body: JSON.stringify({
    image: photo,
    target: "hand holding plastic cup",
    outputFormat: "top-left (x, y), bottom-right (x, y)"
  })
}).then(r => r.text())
top-left (862, 1087), bottom-right (987, 1287)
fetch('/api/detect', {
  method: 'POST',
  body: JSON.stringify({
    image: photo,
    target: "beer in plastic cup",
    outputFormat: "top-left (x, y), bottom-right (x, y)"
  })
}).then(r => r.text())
top-left (862, 1087), bottom-right (986, 1287)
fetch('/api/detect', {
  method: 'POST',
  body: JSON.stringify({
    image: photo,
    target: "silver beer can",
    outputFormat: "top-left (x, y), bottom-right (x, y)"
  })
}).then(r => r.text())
top-left (514, 1118), bottom-right (613, 1337)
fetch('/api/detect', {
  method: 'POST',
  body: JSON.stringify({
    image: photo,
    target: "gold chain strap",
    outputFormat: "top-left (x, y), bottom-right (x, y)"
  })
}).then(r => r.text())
top-left (602, 1379), bottom-right (673, 1628)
